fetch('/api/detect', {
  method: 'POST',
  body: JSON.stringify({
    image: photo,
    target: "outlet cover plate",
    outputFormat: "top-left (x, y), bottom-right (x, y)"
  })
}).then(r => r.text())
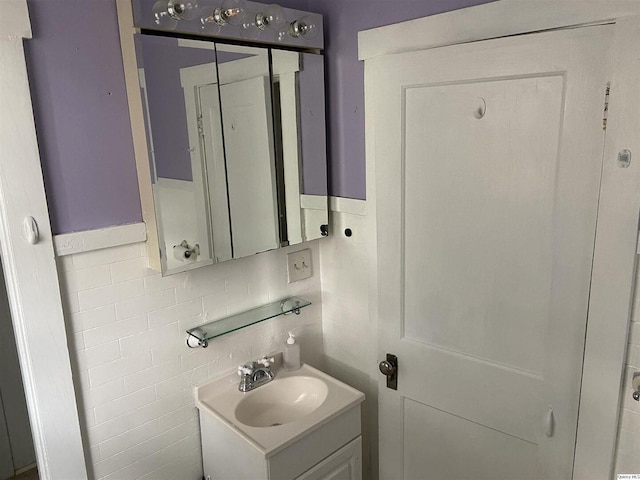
top-left (287, 249), bottom-right (312, 283)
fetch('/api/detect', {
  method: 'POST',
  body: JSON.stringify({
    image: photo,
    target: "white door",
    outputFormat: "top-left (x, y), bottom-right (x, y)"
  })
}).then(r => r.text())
top-left (372, 26), bottom-right (613, 479)
top-left (220, 75), bottom-right (280, 258)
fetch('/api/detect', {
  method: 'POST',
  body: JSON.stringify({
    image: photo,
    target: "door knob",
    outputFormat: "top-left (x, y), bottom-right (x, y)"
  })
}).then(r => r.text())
top-left (379, 360), bottom-right (396, 377)
top-left (379, 353), bottom-right (398, 390)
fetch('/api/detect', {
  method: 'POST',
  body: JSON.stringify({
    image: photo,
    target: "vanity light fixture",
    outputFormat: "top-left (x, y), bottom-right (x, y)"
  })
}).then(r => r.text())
top-left (151, 0), bottom-right (319, 40)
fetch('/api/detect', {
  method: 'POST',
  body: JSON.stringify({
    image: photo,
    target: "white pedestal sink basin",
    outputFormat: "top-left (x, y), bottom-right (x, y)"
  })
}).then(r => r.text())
top-left (194, 363), bottom-right (364, 456)
top-left (235, 376), bottom-right (329, 427)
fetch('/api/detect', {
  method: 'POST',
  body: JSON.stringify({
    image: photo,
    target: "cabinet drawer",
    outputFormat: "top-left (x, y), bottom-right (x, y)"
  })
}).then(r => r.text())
top-left (296, 436), bottom-right (362, 480)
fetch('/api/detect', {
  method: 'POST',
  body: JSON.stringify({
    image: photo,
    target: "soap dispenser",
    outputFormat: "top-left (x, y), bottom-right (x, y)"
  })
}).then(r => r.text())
top-left (283, 331), bottom-right (301, 371)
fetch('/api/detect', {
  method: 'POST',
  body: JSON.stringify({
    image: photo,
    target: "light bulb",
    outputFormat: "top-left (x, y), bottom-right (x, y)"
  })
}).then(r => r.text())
top-left (200, 13), bottom-right (222, 34)
top-left (201, 0), bottom-right (246, 28)
top-left (256, 4), bottom-right (287, 31)
top-left (289, 15), bottom-right (318, 39)
top-left (199, 1), bottom-right (222, 33)
top-left (240, 11), bottom-right (261, 40)
top-left (167, 0), bottom-right (199, 20)
top-left (152, 0), bottom-right (178, 29)
top-left (219, 0), bottom-right (247, 26)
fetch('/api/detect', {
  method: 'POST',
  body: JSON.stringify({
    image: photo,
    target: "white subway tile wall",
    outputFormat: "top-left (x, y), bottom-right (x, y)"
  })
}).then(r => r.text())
top-left (56, 216), bottom-right (638, 479)
top-left (58, 241), bottom-right (323, 480)
top-left (616, 267), bottom-right (640, 475)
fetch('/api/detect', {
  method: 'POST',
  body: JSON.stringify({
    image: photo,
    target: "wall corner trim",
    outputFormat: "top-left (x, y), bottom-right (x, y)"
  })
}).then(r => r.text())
top-left (2, 0), bottom-right (31, 39)
top-left (54, 222), bottom-right (147, 256)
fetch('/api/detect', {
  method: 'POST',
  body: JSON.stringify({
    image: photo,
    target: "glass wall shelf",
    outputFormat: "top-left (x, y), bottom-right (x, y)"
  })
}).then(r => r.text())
top-left (185, 296), bottom-right (311, 348)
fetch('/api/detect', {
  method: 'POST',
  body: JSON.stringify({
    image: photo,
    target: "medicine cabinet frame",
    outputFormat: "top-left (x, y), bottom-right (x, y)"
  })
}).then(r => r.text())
top-left (116, 0), bottom-right (327, 273)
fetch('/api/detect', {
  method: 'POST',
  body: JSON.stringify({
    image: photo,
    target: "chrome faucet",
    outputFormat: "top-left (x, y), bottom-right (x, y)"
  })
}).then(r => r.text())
top-left (237, 356), bottom-right (275, 392)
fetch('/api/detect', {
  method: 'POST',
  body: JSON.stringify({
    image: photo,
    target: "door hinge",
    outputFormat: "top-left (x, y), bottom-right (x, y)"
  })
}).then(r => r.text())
top-left (603, 83), bottom-right (611, 131)
top-left (545, 406), bottom-right (555, 438)
top-left (197, 115), bottom-right (204, 135)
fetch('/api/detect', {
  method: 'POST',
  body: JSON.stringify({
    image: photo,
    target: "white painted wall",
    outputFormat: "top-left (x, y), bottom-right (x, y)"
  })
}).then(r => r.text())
top-left (319, 205), bottom-right (378, 480)
top-left (56, 240), bottom-right (323, 480)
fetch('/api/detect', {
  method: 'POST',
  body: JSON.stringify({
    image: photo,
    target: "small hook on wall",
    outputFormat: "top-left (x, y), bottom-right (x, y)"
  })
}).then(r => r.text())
top-left (473, 97), bottom-right (487, 119)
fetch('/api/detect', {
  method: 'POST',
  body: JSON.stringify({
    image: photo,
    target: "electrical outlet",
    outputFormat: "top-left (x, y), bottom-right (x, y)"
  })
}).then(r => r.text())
top-left (287, 249), bottom-right (312, 283)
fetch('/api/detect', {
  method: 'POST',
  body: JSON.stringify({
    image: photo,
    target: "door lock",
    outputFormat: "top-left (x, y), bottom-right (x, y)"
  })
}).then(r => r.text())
top-left (379, 353), bottom-right (398, 390)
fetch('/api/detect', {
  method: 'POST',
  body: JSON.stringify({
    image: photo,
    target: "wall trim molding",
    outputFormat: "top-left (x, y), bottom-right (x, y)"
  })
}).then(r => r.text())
top-left (51, 197), bottom-right (367, 256)
top-left (0, 0), bottom-right (31, 39)
top-left (330, 196), bottom-right (367, 216)
top-left (358, 0), bottom-right (640, 60)
top-left (54, 222), bottom-right (147, 256)
top-left (1, 1), bottom-right (88, 477)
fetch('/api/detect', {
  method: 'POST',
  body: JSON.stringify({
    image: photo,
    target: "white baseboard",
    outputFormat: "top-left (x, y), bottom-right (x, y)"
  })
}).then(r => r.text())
top-left (54, 222), bottom-right (147, 256)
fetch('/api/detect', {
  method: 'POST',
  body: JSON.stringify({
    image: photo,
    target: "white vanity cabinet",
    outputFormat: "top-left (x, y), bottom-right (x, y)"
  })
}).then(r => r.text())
top-left (195, 364), bottom-right (364, 480)
top-left (200, 404), bottom-right (362, 480)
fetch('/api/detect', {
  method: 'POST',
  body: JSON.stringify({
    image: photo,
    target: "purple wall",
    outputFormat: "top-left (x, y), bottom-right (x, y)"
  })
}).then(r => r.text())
top-left (298, 53), bottom-right (328, 196)
top-left (24, 0), bottom-right (495, 234)
top-left (306, 0), bottom-right (496, 199)
top-left (25, 0), bottom-right (142, 234)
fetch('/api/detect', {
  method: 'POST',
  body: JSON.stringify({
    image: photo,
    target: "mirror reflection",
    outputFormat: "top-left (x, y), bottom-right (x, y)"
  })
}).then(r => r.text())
top-left (216, 44), bottom-right (279, 259)
top-left (135, 34), bottom-right (328, 275)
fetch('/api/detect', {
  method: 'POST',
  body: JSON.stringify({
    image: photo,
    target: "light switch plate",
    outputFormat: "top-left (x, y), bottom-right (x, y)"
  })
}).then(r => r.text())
top-left (287, 249), bottom-right (312, 283)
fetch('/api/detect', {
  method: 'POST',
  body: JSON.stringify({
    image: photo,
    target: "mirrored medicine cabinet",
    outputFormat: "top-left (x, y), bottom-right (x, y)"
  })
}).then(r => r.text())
top-left (118, 1), bottom-right (328, 275)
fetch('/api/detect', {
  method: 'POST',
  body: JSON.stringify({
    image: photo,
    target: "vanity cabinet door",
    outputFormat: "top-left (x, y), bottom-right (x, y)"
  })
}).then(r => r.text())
top-left (295, 436), bottom-right (362, 480)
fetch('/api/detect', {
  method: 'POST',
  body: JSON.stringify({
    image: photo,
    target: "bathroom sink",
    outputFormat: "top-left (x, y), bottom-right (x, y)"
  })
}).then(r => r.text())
top-left (235, 376), bottom-right (328, 427)
top-left (194, 363), bottom-right (364, 456)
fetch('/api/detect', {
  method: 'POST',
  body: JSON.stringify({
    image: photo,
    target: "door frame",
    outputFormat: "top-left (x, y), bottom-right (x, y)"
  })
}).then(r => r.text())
top-left (0, 2), bottom-right (87, 479)
top-left (360, 2), bottom-right (640, 479)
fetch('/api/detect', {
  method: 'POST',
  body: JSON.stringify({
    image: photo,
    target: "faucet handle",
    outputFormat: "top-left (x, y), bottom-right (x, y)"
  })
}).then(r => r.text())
top-left (258, 356), bottom-right (275, 368)
top-left (237, 363), bottom-right (255, 376)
